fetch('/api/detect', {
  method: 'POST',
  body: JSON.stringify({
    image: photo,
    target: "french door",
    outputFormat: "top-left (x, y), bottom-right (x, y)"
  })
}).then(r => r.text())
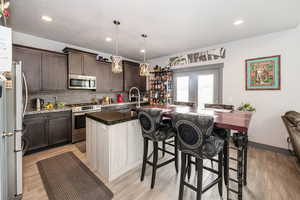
top-left (0, 81), bottom-right (8, 200)
top-left (174, 66), bottom-right (222, 108)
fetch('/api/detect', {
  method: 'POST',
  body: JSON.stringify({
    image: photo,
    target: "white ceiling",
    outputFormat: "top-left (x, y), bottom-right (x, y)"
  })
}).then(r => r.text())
top-left (9, 0), bottom-right (300, 60)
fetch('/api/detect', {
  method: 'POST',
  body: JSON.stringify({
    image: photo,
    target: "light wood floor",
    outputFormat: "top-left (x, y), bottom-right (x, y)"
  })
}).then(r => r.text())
top-left (22, 144), bottom-right (300, 200)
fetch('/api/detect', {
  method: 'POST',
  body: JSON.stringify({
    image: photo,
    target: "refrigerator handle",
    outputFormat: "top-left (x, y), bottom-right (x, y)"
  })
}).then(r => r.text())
top-left (22, 72), bottom-right (28, 117)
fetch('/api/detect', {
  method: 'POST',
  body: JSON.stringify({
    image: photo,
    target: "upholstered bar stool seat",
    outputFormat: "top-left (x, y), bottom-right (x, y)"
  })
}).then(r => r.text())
top-left (172, 113), bottom-right (224, 200)
top-left (202, 136), bottom-right (224, 158)
top-left (138, 108), bottom-right (178, 189)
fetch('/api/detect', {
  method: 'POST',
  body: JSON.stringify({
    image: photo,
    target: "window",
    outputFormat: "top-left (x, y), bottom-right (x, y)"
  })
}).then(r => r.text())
top-left (198, 74), bottom-right (214, 108)
top-left (176, 76), bottom-right (189, 102)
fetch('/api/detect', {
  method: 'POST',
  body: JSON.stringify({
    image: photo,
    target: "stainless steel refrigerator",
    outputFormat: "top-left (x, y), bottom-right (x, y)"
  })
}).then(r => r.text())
top-left (0, 61), bottom-right (25, 200)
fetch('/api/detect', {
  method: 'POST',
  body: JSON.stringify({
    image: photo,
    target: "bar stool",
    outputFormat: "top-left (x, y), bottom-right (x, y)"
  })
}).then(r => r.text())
top-left (204, 104), bottom-right (234, 183)
top-left (138, 108), bottom-right (178, 189)
top-left (161, 101), bottom-right (196, 157)
top-left (205, 103), bottom-right (249, 195)
top-left (172, 113), bottom-right (224, 200)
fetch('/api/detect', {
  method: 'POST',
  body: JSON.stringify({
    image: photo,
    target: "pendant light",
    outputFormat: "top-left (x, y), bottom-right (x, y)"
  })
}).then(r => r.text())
top-left (0, 0), bottom-right (10, 26)
top-left (111, 20), bottom-right (123, 73)
top-left (139, 34), bottom-right (150, 76)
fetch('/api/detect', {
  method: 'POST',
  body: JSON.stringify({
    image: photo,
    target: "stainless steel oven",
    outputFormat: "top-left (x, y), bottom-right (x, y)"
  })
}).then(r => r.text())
top-left (72, 111), bottom-right (89, 143)
top-left (68, 74), bottom-right (96, 90)
top-left (71, 104), bottom-right (101, 143)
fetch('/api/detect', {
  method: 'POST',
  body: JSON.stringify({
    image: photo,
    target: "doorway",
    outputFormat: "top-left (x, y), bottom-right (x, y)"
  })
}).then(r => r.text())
top-left (173, 64), bottom-right (223, 108)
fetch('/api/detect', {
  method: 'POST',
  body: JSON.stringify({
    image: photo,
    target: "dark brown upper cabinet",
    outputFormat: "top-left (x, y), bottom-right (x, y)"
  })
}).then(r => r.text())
top-left (13, 46), bottom-right (145, 94)
top-left (13, 46), bottom-right (42, 93)
top-left (68, 51), bottom-right (84, 74)
top-left (96, 62), bottom-right (111, 92)
top-left (64, 47), bottom-right (98, 76)
top-left (123, 60), bottom-right (146, 92)
top-left (83, 54), bottom-right (98, 76)
top-left (111, 71), bottom-right (124, 92)
top-left (96, 62), bottom-right (123, 93)
top-left (13, 45), bottom-right (68, 93)
top-left (64, 48), bottom-right (124, 92)
top-left (42, 52), bottom-right (68, 91)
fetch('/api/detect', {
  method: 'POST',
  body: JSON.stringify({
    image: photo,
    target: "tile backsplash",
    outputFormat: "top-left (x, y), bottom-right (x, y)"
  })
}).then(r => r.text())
top-left (28, 90), bottom-right (128, 108)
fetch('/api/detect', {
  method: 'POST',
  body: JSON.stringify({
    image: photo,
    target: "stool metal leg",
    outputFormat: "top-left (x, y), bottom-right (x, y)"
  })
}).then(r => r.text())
top-left (196, 158), bottom-right (203, 200)
top-left (162, 141), bottom-right (166, 157)
top-left (218, 151), bottom-right (223, 198)
top-left (227, 132), bottom-right (247, 200)
top-left (178, 152), bottom-right (187, 200)
top-left (175, 137), bottom-right (179, 173)
top-left (243, 133), bottom-right (248, 186)
top-left (141, 138), bottom-right (148, 182)
top-left (237, 147), bottom-right (244, 200)
top-left (151, 141), bottom-right (158, 189)
top-left (225, 129), bottom-right (230, 200)
top-left (224, 140), bottom-right (229, 185)
top-left (187, 155), bottom-right (192, 180)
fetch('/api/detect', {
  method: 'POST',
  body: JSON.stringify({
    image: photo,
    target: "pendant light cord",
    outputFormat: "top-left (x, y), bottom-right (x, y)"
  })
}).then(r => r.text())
top-left (142, 34), bottom-right (147, 63)
top-left (144, 36), bottom-right (146, 62)
top-left (113, 20), bottom-right (120, 56)
top-left (115, 24), bottom-right (118, 56)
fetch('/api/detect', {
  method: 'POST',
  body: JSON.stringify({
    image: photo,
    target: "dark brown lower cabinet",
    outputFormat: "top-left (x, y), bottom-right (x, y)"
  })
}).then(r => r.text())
top-left (23, 116), bottom-right (48, 152)
top-left (23, 111), bottom-right (71, 154)
top-left (48, 112), bottom-right (72, 145)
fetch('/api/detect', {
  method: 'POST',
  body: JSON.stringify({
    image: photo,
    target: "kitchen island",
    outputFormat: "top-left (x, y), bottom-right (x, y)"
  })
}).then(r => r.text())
top-left (86, 110), bottom-right (144, 182)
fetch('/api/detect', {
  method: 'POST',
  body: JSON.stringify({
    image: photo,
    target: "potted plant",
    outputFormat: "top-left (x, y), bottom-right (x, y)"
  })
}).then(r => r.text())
top-left (237, 103), bottom-right (256, 112)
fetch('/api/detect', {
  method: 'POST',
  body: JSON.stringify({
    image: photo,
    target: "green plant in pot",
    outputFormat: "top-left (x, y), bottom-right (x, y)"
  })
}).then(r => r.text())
top-left (237, 103), bottom-right (256, 112)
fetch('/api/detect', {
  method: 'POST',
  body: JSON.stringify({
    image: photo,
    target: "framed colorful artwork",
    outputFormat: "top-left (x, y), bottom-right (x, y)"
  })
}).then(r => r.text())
top-left (245, 55), bottom-right (281, 90)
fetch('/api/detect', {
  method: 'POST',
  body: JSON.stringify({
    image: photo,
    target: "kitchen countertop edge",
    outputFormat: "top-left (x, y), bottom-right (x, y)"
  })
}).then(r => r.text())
top-left (86, 112), bottom-right (138, 126)
top-left (25, 107), bottom-right (72, 115)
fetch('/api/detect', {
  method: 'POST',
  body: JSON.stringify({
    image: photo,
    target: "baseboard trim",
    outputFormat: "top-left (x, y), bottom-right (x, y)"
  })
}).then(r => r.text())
top-left (248, 141), bottom-right (291, 156)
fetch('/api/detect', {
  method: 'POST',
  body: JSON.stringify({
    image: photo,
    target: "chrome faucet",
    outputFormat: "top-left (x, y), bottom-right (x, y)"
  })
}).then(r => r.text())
top-left (54, 96), bottom-right (58, 107)
top-left (129, 87), bottom-right (141, 108)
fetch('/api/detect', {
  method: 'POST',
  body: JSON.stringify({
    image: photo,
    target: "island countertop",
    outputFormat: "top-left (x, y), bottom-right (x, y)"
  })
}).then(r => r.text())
top-left (86, 111), bottom-right (138, 125)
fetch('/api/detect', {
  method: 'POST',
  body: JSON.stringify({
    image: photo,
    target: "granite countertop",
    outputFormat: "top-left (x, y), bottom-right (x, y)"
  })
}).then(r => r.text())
top-left (24, 101), bottom-right (148, 116)
top-left (25, 107), bottom-right (72, 115)
top-left (101, 101), bottom-right (148, 107)
top-left (86, 111), bottom-right (138, 125)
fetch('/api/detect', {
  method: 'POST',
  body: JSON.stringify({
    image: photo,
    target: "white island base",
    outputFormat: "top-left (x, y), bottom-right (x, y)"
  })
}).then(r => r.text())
top-left (86, 118), bottom-right (145, 182)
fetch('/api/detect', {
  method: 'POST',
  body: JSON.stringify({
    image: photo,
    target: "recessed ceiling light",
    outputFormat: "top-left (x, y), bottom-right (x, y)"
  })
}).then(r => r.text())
top-left (233, 19), bottom-right (244, 26)
top-left (105, 37), bottom-right (112, 42)
top-left (41, 16), bottom-right (52, 22)
top-left (140, 49), bottom-right (145, 53)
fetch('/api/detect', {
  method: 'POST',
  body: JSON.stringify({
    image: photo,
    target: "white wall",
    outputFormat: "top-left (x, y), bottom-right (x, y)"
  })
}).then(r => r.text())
top-left (150, 26), bottom-right (300, 149)
top-left (12, 31), bottom-right (138, 62)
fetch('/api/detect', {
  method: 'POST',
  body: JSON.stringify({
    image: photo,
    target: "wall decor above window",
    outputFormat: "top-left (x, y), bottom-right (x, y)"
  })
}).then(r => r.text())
top-left (169, 47), bottom-right (226, 67)
top-left (245, 55), bottom-right (281, 90)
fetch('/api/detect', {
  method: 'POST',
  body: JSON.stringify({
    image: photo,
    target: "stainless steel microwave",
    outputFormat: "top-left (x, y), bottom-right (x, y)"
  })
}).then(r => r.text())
top-left (68, 74), bottom-right (96, 90)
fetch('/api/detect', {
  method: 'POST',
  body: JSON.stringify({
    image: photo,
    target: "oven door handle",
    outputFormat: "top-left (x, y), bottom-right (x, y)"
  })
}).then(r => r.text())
top-left (73, 113), bottom-right (88, 116)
